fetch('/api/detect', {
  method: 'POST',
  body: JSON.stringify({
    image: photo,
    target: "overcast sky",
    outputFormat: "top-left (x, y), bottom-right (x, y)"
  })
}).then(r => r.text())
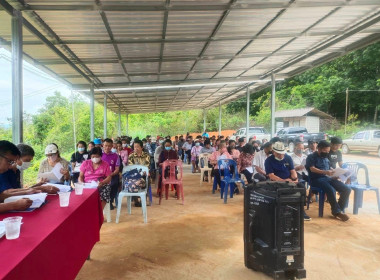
top-left (0, 48), bottom-right (71, 126)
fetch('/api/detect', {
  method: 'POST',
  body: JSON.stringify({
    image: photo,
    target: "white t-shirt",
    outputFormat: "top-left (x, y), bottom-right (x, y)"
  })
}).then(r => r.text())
top-left (291, 153), bottom-right (308, 175)
top-left (252, 150), bottom-right (269, 175)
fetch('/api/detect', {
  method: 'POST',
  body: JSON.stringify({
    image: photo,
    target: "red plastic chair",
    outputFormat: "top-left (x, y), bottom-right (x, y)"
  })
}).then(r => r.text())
top-left (160, 160), bottom-right (184, 205)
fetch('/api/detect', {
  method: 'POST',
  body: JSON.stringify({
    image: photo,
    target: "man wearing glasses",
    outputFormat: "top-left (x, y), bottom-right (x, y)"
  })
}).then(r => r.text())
top-left (0, 140), bottom-right (34, 213)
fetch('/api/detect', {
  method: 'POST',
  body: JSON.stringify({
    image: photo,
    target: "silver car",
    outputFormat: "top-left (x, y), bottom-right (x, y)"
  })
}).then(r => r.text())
top-left (342, 130), bottom-right (380, 157)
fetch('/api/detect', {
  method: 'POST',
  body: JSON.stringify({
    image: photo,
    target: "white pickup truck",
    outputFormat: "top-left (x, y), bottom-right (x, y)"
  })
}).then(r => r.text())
top-left (342, 130), bottom-right (380, 157)
top-left (231, 127), bottom-right (271, 141)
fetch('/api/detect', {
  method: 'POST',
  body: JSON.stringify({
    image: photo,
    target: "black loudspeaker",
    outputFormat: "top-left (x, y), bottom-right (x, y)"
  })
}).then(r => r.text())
top-left (244, 181), bottom-right (306, 280)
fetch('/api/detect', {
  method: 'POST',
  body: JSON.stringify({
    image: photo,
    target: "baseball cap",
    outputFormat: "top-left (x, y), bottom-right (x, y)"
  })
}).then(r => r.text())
top-left (45, 144), bottom-right (58, 155)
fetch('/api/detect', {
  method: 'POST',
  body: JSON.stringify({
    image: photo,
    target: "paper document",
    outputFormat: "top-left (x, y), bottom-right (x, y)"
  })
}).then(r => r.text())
top-left (42, 183), bottom-right (71, 192)
top-left (246, 166), bottom-right (254, 173)
top-left (39, 171), bottom-right (60, 182)
top-left (4, 193), bottom-right (48, 209)
top-left (83, 181), bottom-right (99, 189)
top-left (51, 163), bottom-right (63, 180)
top-left (330, 168), bottom-right (354, 182)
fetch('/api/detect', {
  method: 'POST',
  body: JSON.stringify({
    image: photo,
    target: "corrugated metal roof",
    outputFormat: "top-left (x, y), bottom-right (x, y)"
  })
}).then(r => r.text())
top-left (0, 0), bottom-right (380, 113)
top-left (275, 107), bottom-right (333, 119)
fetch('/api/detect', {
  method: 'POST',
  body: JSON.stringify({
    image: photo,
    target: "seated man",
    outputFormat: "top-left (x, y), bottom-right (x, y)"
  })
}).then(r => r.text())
top-left (291, 141), bottom-right (308, 181)
top-left (0, 141), bottom-right (33, 213)
top-left (305, 140), bottom-right (317, 156)
top-left (328, 137), bottom-right (343, 169)
top-left (253, 142), bottom-right (272, 182)
top-left (306, 140), bottom-right (351, 222)
top-left (265, 142), bottom-right (311, 221)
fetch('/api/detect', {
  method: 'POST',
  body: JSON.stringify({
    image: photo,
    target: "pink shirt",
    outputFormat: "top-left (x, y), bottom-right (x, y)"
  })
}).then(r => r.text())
top-left (209, 151), bottom-right (233, 169)
top-left (230, 149), bottom-right (240, 159)
top-left (80, 159), bottom-right (112, 183)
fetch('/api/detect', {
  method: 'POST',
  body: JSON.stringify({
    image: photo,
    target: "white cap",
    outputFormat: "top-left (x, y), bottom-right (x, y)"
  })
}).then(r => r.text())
top-left (272, 142), bottom-right (286, 154)
top-left (45, 144), bottom-right (58, 155)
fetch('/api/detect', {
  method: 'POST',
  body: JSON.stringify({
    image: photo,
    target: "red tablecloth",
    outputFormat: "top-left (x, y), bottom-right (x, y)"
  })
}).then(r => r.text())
top-left (0, 189), bottom-right (103, 280)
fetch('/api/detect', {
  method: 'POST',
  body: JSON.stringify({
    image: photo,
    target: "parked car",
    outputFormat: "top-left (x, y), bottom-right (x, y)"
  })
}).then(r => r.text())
top-left (231, 127), bottom-right (271, 142)
top-left (342, 130), bottom-right (380, 157)
top-left (276, 127), bottom-right (327, 152)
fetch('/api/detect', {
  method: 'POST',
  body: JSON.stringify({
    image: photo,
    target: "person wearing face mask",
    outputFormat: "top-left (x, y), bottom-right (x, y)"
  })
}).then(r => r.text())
top-left (158, 139), bottom-right (178, 196)
top-left (79, 147), bottom-right (112, 209)
top-left (253, 142), bottom-right (272, 182)
top-left (265, 142), bottom-right (311, 221)
top-left (191, 139), bottom-right (203, 173)
top-left (227, 140), bottom-right (240, 161)
top-left (37, 143), bottom-right (70, 184)
top-left (70, 141), bottom-right (89, 183)
top-left (306, 140), bottom-right (351, 222)
top-left (101, 139), bottom-right (121, 209)
top-left (182, 138), bottom-right (193, 164)
top-left (291, 141), bottom-right (308, 181)
top-left (0, 143), bottom-right (59, 197)
top-left (209, 141), bottom-right (233, 190)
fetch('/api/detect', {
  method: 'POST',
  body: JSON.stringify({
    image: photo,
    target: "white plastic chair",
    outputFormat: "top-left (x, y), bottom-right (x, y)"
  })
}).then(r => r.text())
top-left (116, 165), bottom-right (149, 224)
top-left (199, 153), bottom-right (212, 186)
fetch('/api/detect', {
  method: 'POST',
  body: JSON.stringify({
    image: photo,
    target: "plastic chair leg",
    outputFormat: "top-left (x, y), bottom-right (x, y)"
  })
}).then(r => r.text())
top-left (358, 191), bottom-right (364, 208)
top-left (208, 171), bottom-right (212, 185)
top-left (127, 196), bottom-right (132, 214)
top-left (230, 183), bottom-right (235, 198)
top-left (224, 183), bottom-right (229, 204)
top-left (140, 195), bottom-right (147, 223)
top-left (200, 171), bottom-right (203, 186)
top-left (116, 193), bottom-right (123, 223)
top-left (375, 189), bottom-right (380, 214)
top-left (353, 189), bottom-right (362, 215)
top-left (166, 185), bottom-right (169, 200)
top-left (148, 186), bottom-right (153, 206)
top-left (180, 184), bottom-right (184, 205)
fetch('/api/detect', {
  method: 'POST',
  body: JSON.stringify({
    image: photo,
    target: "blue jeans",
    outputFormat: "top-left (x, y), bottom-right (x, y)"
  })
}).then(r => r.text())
top-left (312, 176), bottom-right (351, 215)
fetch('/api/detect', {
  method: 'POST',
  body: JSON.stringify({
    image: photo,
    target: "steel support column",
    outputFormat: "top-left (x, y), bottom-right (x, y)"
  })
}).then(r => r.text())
top-left (246, 86), bottom-right (250, 141)
top-left (103, 93), bottom-right (107, 138)
top-left (203, 109), bottom-right (206, 132)
top-left (126, 114), bottom-right (129, 135)
top-left (271, 74), bottom-right (276, 138)
top-left (11, 10), bottom-right (23, 144)
top-left (118, 107), bottom-right (121, 137)
top-left (218, 101), bottom-right (222, 136)
top-left (90, 83), bottom-right (95, 141)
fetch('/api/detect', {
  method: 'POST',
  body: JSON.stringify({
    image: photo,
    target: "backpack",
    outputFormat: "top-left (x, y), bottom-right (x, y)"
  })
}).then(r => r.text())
top-left (123, 168), bottom-right (146, 193)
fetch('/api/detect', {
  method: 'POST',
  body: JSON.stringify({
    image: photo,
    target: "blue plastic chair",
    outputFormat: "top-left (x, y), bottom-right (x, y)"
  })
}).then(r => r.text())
top-left (116, 165), bottom-right (150, 224)
top-left (306, 180), bottom-right (325, 217)
top-left (343, 162), bottom-right (380, 215)
top-left (217, 159), bottom-right (245, 204)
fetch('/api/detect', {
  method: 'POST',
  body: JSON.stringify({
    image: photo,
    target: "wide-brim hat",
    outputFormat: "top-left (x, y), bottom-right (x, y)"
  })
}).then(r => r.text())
top-left (272, 141), bottom-right (286, 154)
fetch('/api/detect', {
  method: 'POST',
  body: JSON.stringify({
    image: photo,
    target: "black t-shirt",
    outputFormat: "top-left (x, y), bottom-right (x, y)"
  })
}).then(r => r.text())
top-left (70, 151), bottom-right (89, 164)
top-left (328, 150), bottom-right (342, 169)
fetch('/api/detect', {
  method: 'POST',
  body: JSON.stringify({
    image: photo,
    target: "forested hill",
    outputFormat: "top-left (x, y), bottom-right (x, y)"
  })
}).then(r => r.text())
top-left (227, 41), bottom-right (380, 125)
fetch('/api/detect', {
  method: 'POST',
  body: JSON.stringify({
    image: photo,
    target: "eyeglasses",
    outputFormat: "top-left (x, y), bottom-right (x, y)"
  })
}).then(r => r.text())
top-left (0, 154), bottom-right (16, 166)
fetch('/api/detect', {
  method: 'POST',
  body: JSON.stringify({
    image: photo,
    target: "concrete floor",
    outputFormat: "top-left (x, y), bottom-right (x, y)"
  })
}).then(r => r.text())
top-left (76, 152), bottom-right (380, 280)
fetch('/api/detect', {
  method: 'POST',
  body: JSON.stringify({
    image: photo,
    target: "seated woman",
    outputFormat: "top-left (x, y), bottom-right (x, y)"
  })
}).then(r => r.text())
top-left (237, 143), bottom-right (255, 184)
top-left (191, 139), bottom-right (202, 173)
top-left (78, 147), bottom-right (112, 209)
top-left (209, 141), bottom-right (232, 190)
top-left (38, 144), bottom-right (70, 184)
top-left (158, 139), bottom-right (178, 196)
top-left (70, 141), bottom-right (89, 183)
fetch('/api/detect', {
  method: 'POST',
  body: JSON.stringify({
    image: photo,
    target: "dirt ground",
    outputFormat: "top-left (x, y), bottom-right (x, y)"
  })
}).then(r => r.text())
top-left (76, 153), bottom-right (380, 280)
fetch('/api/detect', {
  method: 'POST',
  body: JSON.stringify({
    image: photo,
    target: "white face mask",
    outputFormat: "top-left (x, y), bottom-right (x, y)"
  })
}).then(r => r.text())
top-left (17, 161), bottom-right (31, 171)
top-left (122, 144), bottom-right (127, 148)
top-left (91, 157), bottom-right (101, 164)
top-left (274, 156), bottom-right (283, 161)
top-left (111, 148), bottom-right (117, 153)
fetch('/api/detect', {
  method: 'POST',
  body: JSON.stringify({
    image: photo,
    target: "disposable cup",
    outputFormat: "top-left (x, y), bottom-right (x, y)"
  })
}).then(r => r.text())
top-left (3, 216), bottom-right (23, 240)
top-left (58, 191), bottom-right (71, 207)
top-left (74, 183), bottom-right (84, 195)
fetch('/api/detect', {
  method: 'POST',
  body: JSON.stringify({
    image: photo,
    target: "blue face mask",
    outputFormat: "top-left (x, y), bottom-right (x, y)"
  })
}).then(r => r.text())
top-left (165, 147), bottom-right (171, 151)
top-left (111, 148), bottom-right (117, 153)
top-left (78, 147), bottom-right (85, 152)
top-left (195, 143), bottom-right (200, 147)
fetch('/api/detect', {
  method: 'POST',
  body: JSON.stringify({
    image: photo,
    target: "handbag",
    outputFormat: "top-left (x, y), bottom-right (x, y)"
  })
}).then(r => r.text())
top-left (123, 168), bottom-right (146, 193)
